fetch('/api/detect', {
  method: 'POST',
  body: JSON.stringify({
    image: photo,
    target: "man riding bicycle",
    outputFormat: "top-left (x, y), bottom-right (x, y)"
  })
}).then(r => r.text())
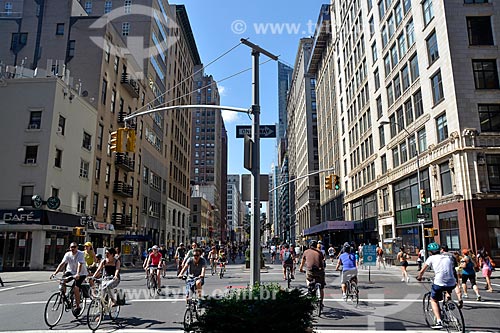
top-left (207, 246), bottom-right (219, 274)
top-left (175, 243), bottom-right (186, 274)
top-left (335, 243), bottom-right (358, 300)
top-left (159, 244), bottom-right (168, 276)
top-left (281, 244), bottom-right (295, 280)
top-left (178, 248), bottom-right (206, 301)
top-left (144, 245), bottom-right (163, 293)
top-left (417, 242), bottom-right (462, 330)
top-left (218, 248), bottom-right (228, 272)
top-left (51, 242), bottom-right (88, 314)
top-left (299, 240), bottom-right (325, 305)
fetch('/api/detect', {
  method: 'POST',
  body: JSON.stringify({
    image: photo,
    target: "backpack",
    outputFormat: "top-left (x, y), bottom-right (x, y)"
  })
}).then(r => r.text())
top-left (283, 250), bottom-right (293, 263)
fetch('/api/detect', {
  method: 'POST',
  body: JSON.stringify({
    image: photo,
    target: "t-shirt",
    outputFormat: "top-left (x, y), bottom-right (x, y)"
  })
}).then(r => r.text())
top-left (84, 250), bottom-right (95, 267)
top-left (186, 257), bottom-right (207, 277)
top-left (149, 252), bottom-right (162, 266)
top-left (62, 250), bottom-right (88, 276)
top-left (339, 252), bottom-right (357, 271)
top-left (425, 253), bottom-right (457, 287)
top-left (328, 247), bottom-right (335, 256)
top-left (302, 248), bottom-right (324, 271)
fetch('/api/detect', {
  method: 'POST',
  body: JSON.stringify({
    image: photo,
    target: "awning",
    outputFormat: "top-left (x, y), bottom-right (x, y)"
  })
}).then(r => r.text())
top-left (115, 234), bottom-right (152, 242)
top-left (303, 220), bottom-right (354, 236)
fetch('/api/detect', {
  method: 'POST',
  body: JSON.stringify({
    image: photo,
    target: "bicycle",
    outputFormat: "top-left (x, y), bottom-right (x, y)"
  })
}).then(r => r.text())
top-left (420, 277), bottom-right (465, 333)
top-left (344, 273), bottom-right (359, 307)
top-left (304, 274), bottom-right (323, 317)
top-left (161, 259), bottom-right (167, 278)
top-left (146, 266), bottom-right (159, 296)
top-left (210, 259), bottom-right (217, 276)
top-left (44, 275), bottom-right (91, 328)
top-left (182, 275), bottom-right (204, 332)
top-left (285, 265), bottom-right (292, 289)
top-left (218, 260), bottom-right (226, 279)
top-left (86, 277), bottom-right (120, 331)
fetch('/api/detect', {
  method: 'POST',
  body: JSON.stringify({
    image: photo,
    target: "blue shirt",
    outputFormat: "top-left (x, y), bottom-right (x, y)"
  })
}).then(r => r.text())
top-left (339, 252), bottom-right (357, 270)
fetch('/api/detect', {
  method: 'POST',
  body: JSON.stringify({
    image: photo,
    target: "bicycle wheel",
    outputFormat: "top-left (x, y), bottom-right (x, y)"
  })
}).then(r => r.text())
top-left (316, 285), bottom-right (322, 317)
top-left (350, 281), bottom-right (359, 306)
top-left (442, 300), bottom-right (465, 333)
top-left (287, 267), bottom-right (291, 289)
top-left (183, 306), bottom-right (194, 331)
top-left (422, 292), bottom-right (435, 328)
top-left (44, 292), bottom-right (64, 328)
top-left (109, 303), bottom-right (120, 322)
top-left (87, 298), bottom-right (103, 331)
top-left (70, 292), bottom-right (87, 318)
top-left (149, 275), bottom-right (157, 297)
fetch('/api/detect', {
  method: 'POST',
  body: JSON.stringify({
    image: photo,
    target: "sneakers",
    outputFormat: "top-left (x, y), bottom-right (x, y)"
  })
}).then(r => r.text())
top-left (291, 275), bottom-right (295, 280)
top-left (431, 320), bottom-right (443, 329)
top-left (476, 295), bottom-right (481, 301)
top-left (401, 278), bottom-right (405, 282)
top-left (342, 293), bottom-right (347, 300)
top-left (463, 293), bottom-right (468, 298)
top-left (406, 277), bottom-right (410, 283)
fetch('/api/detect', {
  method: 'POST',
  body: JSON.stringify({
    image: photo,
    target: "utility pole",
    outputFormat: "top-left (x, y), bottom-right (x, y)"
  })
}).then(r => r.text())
top-left (241, 39), bottom-right (278, 285)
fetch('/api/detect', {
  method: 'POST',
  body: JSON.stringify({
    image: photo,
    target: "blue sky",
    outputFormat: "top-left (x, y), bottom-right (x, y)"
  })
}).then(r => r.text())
top-left (175, 0), bottom-right (327, 175)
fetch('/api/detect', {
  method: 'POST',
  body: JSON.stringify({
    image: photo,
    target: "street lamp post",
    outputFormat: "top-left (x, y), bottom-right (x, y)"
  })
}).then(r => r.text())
top-left (380, 120), bottom-right (426, 255)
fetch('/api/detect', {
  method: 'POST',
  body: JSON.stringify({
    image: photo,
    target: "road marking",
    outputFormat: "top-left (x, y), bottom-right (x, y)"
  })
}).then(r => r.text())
top-left (0, 281), bottom-right (52, 293)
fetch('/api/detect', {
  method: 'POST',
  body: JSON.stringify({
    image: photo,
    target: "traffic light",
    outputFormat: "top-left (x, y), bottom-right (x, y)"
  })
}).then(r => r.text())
top-left (110, 128), bottom-right (126, 153)
top-left (126, 129), bottom-right (136, 152)
top-left (333, 175), bottom-right (340, 190)
top-left (424, 228), bottom-right (433, 238)
top-left (72, 227), bottom-right (85, 237)
top-left (325, 175), bottom-right (333, 190)
top-left (432, 228), bottom-right (438, 237)
top-left (420, 189), bottom-right (426, 204)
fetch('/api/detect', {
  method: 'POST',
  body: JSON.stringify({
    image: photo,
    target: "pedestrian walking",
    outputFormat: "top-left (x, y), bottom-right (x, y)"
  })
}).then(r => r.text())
top-left (376, 245), bottom-right (386, 269)
top-left (397, 246), bottom-right (410, 283)
top-left (478, 249), bottom-right (494, 292)
top-left (417, 247), bottom-right (425, 271)
top-left (460, 249), bottom-right (482, 301)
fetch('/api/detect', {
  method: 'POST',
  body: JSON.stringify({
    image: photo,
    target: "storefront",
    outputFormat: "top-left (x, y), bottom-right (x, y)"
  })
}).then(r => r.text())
top-left (0, 209), bottom-right (81, 270)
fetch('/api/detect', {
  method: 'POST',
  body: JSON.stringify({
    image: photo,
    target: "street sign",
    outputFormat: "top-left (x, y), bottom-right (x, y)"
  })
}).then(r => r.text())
top-left (417, 213), bottom-right (429, 219)
top-left (418, 218), bottom-right (426, 223)
top-left (236, 125), bottom-right (276, 138)
top-left (363, 245), bottom-right (377, 266)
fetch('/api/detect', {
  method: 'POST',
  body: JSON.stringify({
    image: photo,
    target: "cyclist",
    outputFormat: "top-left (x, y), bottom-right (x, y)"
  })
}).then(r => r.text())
top-left (84, 242), bottom-right (97, 274)
top-left (182, 242), bottom-right (198, 266)
top-left (335, 243), bottom-right (358, 300)
top-left (178, 248), bottom-right (206, 301)
top-left (328, 244), bottom-right (336, 264)
top-left (207, 246), bottom-right (219, 274)
top-left (144, 245), bottom-right (163, 293)
top-left (281, 244), bottom-right (295, 280)
top-left (218, 248), bottom-right (228, 273)
top-left (270, 245), bottom-right (277, 264)
top-left (417, 242), bottom-right (461, 329)
top-left (299, 240), bottom-right (325, 306)
top-left (92, 247), bottom-right (121, 306)
top-left (175, 243), bottom-right (186, 274)
top-left (51, 242), bottom-right (88, 314)
top-left (159, 244), bottom-right (168, 277)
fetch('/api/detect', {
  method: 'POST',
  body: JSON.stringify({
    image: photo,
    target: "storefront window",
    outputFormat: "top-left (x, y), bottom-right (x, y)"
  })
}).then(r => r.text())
top-left (397, 226), bottom-right (419, 254)
top-left (394, 170), bottom-right (430, 225)
top-left (439, 210), bottom-right (460, 251)
top-left (0, 231), bottom-right (32, 269)
top-left (486, 208), bottom-right (500, 258)
top-left (44, 232), bottom-right (70, 266)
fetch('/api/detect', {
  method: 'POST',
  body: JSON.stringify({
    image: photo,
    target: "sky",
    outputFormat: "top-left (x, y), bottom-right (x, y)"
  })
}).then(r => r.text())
top-left (174, 0), bottom-right (328, 176)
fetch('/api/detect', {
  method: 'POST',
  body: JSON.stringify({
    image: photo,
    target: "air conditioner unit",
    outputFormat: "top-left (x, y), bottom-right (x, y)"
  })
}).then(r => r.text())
top-left (26, 158), bottom-right (36, 164)
top-left (28, 123), bottom-right (39, 129)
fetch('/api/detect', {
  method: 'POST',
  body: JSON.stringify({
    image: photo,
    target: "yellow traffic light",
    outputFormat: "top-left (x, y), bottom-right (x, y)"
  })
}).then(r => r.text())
top-left (126, 129), bottom-right (136, 152)
top-left (420, 189), bottom-right (426, 204)
top-left (333, 175), bottom-right (340, 190)
top-left (73, 227), bottom-right (84, 237)
top-left (325, 175), bottom-right (333, 190)
top-left (110, 128), bottom-right (126, 153)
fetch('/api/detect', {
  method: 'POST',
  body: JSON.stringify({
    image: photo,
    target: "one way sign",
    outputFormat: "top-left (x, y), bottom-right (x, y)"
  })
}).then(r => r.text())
top-left (236, 125), bottom-right (276, 138)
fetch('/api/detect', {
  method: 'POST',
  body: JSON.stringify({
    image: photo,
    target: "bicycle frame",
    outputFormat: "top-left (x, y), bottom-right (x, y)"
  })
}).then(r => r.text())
top-left (87, 277), bottom-right (120, 331)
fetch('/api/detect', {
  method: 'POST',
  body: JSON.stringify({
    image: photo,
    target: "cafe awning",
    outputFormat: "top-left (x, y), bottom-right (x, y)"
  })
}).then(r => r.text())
top-left (303, 220), bottom-right (354, 236)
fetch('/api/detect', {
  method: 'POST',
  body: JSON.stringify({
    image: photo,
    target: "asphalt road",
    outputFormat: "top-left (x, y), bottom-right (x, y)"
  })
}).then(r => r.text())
top-left (1, 255), bottom-right (499, 332)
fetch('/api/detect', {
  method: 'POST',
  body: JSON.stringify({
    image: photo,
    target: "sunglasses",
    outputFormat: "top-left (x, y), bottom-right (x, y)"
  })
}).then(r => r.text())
top-left (193, 255), bottom-right (200, 258)
top-left (70, 246), bottom-right (77, 249)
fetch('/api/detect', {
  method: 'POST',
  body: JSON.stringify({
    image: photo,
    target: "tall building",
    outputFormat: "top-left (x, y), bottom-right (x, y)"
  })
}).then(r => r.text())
top-left (226, 175), bottom-right (241, 243)
top-left (287, 38), bottom-right (320, 244)
top-left (310, 0), bottom-right (500, 256)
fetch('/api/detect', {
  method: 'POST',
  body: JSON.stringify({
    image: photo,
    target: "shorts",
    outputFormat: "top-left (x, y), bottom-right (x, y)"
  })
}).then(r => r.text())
top-left (283, 262), bottom-right (294, 268)
top-left (461, 274), bottom-right (476, 286)
top-left (431, 284), bottom-right (455, 302)
top-left (306, 270), bottom-right (326, 289)
top-left (341, 269), bottom-right (357, 284)
top-left (400, 260), bottom-right (408, 267)
top-left (63, 271), bottom-right (86, 289)
top-left (185, 277), bottom-right (204, 296)
top-left (482, 267), bottom-right (492, 278)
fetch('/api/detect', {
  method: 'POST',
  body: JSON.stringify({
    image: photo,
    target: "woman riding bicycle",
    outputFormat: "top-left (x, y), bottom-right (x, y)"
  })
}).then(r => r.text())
top-left (336, 243), bottom-right (358, 300)
top-left (207, 246), bottom-right (219, 273)
top-left (92, 247), bottom-right (121, 306)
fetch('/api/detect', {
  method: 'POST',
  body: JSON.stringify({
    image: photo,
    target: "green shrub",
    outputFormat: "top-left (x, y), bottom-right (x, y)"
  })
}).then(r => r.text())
top-left (190, 283), bottom-right (316, 332)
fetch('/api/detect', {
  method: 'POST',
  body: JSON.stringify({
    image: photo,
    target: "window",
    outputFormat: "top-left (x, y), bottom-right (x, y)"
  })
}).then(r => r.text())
top-left (381, 154), bottom-right (388, 174)
top-left (122, 22), bottom-right (130, 36)
top-left (422, 0), bottom-right (434, 26)
top-left (82, 132), bottom-right (92, 150)
top-left (426, 31), bottom-right (439, 66)
top-left (472, 60), bottom-right (499, 89)
top-left (436, 113), bottom-right (448, 142)
top-left (104, 0), bottom-right (112, 13)
top-left (464, 0), bottom-right (488, 3)
top-left (103, 196), bottom-right (109, 219)
top-left (92, 193), bottom-right (99, 215)
top-left (387, 82), bottom-right (394, 106)
top-left (374, 69), bottom-right (380, 90)
top-left (379, 0), bottom-right (386, 19)
top-left (55, 149), bottom-right (62, 168)
top-left (395, 1), bottom-right (403, 26)
top-left (382, 26), bottom-right (388, 48)
top-left (409, 54), bottom-right (419, 82)
top-left (51, 188), bottom-right (59, 198)
top-left (80, 159), bottom-right (90, 178)
top-left (406, 20), bottom-right (415, 47)
top-left (403, 0), bottom-right (411, 13)
top-left (388, 15), bottom-right (395, 38)
top-left (486, 155), bottom-right (500, 191)
top-left (68, 40), bottom-right (76, 57)
top-left (5, 2), bottom-right (12, 15)
top-left (404, 98), bottom-right (413, 124)
top-left (58, 115), bottom-right (65, 135)
top-left (409, 134), bottom-right (417, 158)
top-left (10, 32), bottom-right (28, 52)
top-left (439, 211), bottom-right (460, 251)
top-left (369, 17), bottom-right (375, 37)
top-left (372, 42), bottom-right (378, 63)
top-left (414, 89), bottom-right (423, 118)
top-left (368, 0), bottom-right (373, 10)
top-left (101, 78), bottom-right (107, 104)
top-left (384, 54), bottom-right (391, 77)
top-left (29, 111), bottom-right (42, 129)
top-left (479, 104), bottom-right (500, 132)
top-left (400, 142), bottom-right (408, 163)
top-left (418, 128), bottom-right (427, 152)
top-left (467, 17), bottom-right (493, 46)
top-left (389, 114), bottom-right (397, 138)
top-left (105, 164), bottom-right (111, 184)
top-left (379, 126), bottom-right (386, 147)
top-left (431, 70), bottom-right (444, 105)
top-left (376, 96), bottom-right (383, 118)
top-left (104, 43), bottom-right (110, 63)
top-left (78, 195), bottom-right (87, 214)
top-left (95, 158), bottom-right (101, 181)
top-left (110, 89), bottom-right (116, 113)
top-left (84, 1), bottom-right (92, 14)
top-left (401, 65), bottom-right (410, 91)
top-left (114, 57), bottom-right (119, 73)
top-left (440, 162), bottom-right (452, 195)
top-left (391, 44), bottom-right (399, 67)
top-left (393, 74), bottom-right (401, 99)
top-left (393, 147), bottom-right (400, 167)
top-left (124, 0), bottom-right (131, 13)
top-left (20, 186), bottom-right (34, 206)
top-left (25, 145), bottom-right (38, 164)
top-left (398, 34), bottom-right (407, 59)
top-left (56, 23), bottom-right (64, 35)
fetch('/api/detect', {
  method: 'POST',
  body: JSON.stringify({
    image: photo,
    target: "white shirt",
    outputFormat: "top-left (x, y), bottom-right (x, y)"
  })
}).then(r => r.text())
top-left (62, 250), bottom-right (88, 276)
top-left (424, 253), bottom-right (456, 287)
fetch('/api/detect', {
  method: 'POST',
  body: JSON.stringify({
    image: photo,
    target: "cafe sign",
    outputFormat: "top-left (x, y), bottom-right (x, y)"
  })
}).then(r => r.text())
top-left (1, 210), bottom-right (42, 224)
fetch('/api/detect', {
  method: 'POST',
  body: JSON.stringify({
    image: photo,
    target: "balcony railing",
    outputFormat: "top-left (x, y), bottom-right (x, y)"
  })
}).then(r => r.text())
top-left (121, 73), bottom-right (139, 98)
top-left (111, 213), bottom-right (132, 228)
top-left (113, 181), bottom-right (133, 197)
top-left (114, 153), bottom-right (135, 172)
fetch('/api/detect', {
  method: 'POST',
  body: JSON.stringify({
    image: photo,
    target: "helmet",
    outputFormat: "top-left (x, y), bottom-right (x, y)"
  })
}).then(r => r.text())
top-left (179, 243), bottom-right (184, 246)
top-left (318, 240), bottom-right (323, 244)
top-left (152, 245), bottom-right (159, 250)
top-left (427, 242), bottom-right (440, 252)
top-left (84, 241), bottom-right (92, 247)
top-left (147, 248), bottom-right (152, 252)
